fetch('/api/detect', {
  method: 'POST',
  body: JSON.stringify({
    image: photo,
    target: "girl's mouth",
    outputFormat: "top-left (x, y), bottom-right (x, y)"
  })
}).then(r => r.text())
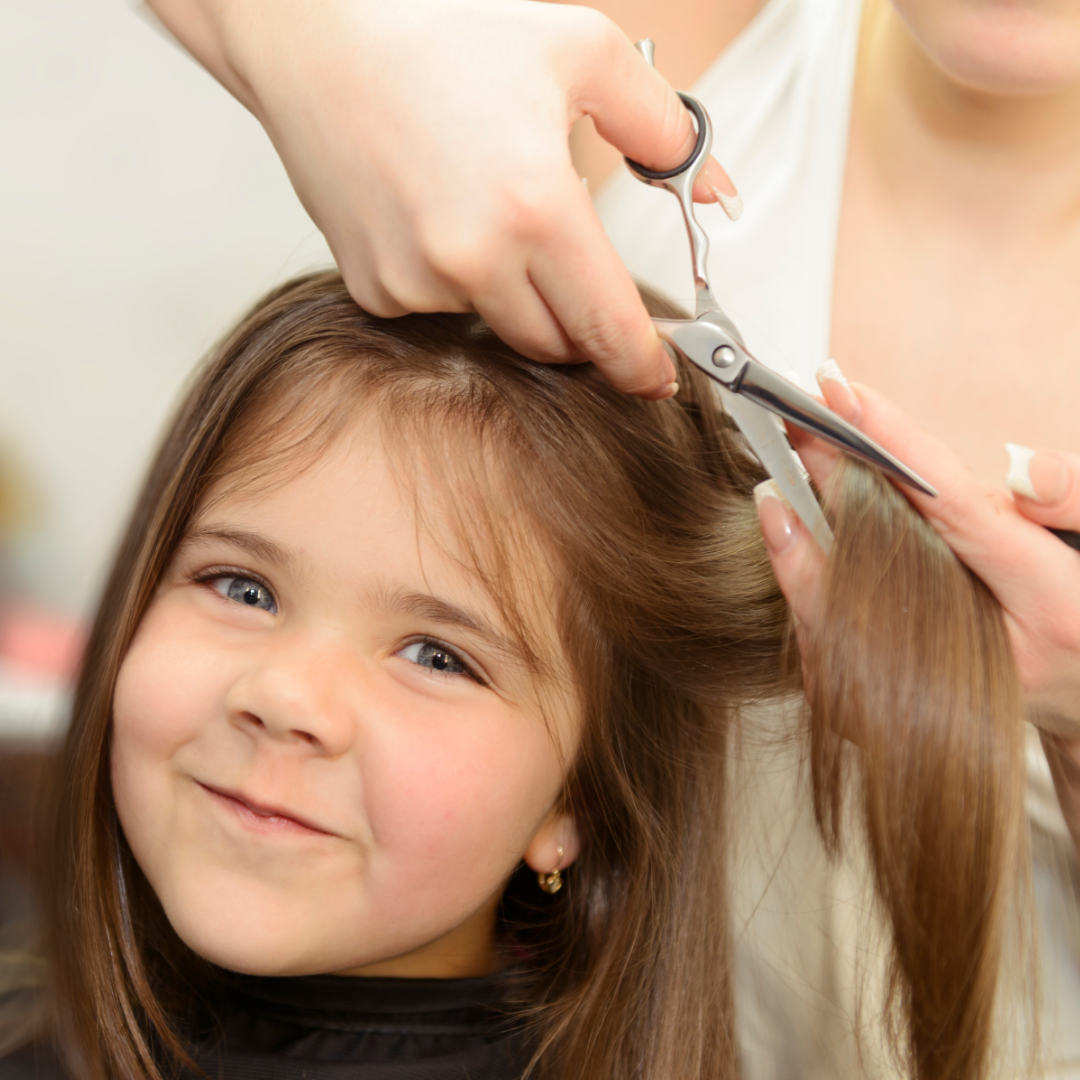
top-left (196, 781), bottom-right (336, 838)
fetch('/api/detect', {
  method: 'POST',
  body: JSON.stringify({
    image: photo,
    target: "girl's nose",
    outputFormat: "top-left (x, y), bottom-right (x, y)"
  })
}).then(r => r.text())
top-left (224, 635), bottom-right (360, 757)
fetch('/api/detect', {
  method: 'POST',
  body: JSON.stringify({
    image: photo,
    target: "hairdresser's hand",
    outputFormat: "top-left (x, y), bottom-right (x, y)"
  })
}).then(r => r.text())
top-left (144, 0), bottom-right (737, 399)
top-left (756, 367), bottom-right (1080, 736)
top-left (756, 367), bottom-right (1080, 845)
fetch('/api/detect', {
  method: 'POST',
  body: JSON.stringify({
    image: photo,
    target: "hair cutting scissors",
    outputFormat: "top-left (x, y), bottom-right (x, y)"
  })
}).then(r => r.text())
top-left (625, 40), bottom-right (937, 554)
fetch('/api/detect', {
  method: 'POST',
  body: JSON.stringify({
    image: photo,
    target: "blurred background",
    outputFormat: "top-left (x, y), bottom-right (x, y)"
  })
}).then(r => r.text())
top-left (0, 0), bottom-right (332, 918)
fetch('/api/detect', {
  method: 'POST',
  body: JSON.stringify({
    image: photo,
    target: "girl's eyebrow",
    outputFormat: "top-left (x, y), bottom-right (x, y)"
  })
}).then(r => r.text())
top-left (183, 525), bottom-right (297, 570)
top-left (381, 586), bottom-right (518, 660)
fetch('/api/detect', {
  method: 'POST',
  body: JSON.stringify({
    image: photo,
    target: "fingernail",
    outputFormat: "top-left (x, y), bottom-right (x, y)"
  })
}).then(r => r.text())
top-left (816, 359), bottom-right (849, 388)
top-left (644, 380), bottom-right (679, 401)
top-left (754, 479), bottom-right (798, 554)
top-left (581, 176), bottom-right (590, 192)
top-left (711, 186), bottom-right (744, 222)
top-left (1005, 443), bottom-right (1038, 499)
top-left (1006, 443), bottom-right (1070, 505)
top-left (700, 158), bottom-right (743, 221)
top-left (816, 358), bottom-right (862, 423)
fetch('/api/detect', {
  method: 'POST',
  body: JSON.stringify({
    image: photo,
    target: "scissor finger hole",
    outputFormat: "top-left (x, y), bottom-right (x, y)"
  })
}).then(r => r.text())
top-left (624, 93), bottom-right (709, 182)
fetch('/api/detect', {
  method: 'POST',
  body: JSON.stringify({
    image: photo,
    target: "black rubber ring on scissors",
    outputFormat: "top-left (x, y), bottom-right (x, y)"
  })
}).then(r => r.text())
top-left (624, 93), bottom-right (708, 181)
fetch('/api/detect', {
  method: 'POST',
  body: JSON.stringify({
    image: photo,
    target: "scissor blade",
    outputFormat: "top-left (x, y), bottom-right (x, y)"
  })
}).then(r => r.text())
top-left (734, 359), bottom-right (938, 497)
top-left (718, 385), bottom-right (835, 555)
top-left (695, 285), bottom-right (722, 322)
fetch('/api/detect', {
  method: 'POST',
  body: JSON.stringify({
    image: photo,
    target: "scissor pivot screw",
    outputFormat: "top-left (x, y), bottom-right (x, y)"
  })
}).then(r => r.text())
top-left (712, 345), bottom-right (737, 368)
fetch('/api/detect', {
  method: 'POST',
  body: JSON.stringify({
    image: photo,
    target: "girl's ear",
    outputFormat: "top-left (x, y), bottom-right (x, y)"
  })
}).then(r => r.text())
top-left (523, 807), bottom-right (580, 873)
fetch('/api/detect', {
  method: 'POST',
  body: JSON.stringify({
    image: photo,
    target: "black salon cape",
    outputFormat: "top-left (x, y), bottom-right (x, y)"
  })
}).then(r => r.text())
top-left (0, 972), bottom-right (526, 1080)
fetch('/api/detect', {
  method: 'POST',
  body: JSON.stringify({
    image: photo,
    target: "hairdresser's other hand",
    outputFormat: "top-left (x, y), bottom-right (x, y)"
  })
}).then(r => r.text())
top-left (144, 0), bottom-right (736, 399)
top-left (757, 369), bottom-right (1080, 741)
top-left (759, 373), bottom-right (1080, 854)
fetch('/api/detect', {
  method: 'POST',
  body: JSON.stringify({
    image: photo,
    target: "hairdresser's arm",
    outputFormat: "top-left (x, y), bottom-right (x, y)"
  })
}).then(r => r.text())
top-left (143, 0), bottom-right (736, 399)
top-left (757, 380), bottom-right (1080, 859)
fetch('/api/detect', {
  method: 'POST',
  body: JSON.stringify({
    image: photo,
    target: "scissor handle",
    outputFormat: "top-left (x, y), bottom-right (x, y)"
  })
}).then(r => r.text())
top-left (624, 93), bottom-right (710, 183)
top-left (623, 41), bottom-right (716, 314)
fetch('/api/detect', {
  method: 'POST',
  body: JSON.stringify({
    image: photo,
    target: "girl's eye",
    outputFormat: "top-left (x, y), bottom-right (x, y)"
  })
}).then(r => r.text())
top-left (212, 576), bottom-right (278, 614)
top-left (399, 640), bottom-right (479, 682)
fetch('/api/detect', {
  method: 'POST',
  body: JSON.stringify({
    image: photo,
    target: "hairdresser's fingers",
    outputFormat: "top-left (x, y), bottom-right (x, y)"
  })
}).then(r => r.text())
top-left (754, 480), bottom-right (826, 630)
top-left (779, 361), bottom-right (1080, 732)
top-left (781, 367), bottom-right (846, 493)
top-left (799, 365), bottom-right (1000, 544)
top-left (526, 181), bottom-right (676, 396)
top-left (999, 447), bottom-right (1080, 735)
top-left (1005, 446), bottom-right (1080, 532)
top-left (805, 372), bottom-right (1080, 728)
top-left (572, 29), bottom-right (741, 212)
top-left (471, 274), bottom-right (577, 364)
top-left (831, 384), bottom-right (1078, 594)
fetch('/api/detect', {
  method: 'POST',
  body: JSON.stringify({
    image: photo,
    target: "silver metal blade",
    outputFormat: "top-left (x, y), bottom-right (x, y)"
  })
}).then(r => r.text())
top-left (695, 285), bottom-right (721, 321)
top-left (735, 359), bottom-right (938, 497)
top-left (718, 385), bottom-right (835, 555)
top-left (654, 314), bottom-right (938, 500)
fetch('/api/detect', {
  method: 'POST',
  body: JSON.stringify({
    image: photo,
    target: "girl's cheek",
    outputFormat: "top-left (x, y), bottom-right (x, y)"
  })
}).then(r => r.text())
top-left (364, 707), bottom-right (563, 878)
top-left (113, 595), bottom-right (234, 772)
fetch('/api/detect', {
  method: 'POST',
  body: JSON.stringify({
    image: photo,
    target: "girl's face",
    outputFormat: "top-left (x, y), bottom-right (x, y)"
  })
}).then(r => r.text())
top-left (111, 420), bottom-right (580, 978)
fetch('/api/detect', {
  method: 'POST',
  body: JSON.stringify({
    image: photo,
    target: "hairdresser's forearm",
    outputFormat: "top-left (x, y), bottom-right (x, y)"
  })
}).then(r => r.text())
top-left (144, 0), bottom-right (278, 115)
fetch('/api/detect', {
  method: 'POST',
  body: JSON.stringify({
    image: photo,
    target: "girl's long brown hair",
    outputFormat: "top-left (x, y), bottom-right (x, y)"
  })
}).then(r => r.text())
top-left (4, 273), bottom-right (1026, 1080)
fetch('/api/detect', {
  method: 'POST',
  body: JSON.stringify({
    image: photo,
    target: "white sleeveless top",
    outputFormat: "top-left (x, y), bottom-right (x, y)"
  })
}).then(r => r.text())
top-left (597, 1), bottom-right (1080, 1075)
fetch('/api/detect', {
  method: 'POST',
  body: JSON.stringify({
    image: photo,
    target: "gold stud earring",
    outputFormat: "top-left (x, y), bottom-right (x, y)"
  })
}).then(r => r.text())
top-left (537, 846), bottom-right (564, 894)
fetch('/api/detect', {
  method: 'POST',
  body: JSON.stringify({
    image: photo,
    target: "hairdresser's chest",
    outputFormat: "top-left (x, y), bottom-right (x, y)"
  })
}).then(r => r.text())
top-left (830, 154), bottom-right (1080, 486)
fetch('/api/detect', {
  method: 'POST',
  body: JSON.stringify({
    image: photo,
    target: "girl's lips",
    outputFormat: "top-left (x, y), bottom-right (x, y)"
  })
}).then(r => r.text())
top-left (197, 781), bottom-right (336, 838)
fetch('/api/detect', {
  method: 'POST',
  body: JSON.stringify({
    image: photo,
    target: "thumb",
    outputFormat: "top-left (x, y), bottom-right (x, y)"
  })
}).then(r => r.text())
top-left (1005, 444), bottom-right (1080, 534)
top-left (567, 20), bottom-right (737, 204)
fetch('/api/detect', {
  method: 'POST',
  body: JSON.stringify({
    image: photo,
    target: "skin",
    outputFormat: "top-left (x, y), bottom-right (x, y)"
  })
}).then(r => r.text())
top-left (138, 0), bottom-right (1080, 829)
top-left (832, 0), bottom-right (1080, 484)
top-left (112, 423), bottom-right (580, 979)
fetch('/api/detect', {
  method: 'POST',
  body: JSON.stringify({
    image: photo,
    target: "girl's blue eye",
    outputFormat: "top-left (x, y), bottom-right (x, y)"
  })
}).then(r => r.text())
top-left (213, 576), bottom-right (277, 614)
top-left (400, 640), bottom-right (475, 679)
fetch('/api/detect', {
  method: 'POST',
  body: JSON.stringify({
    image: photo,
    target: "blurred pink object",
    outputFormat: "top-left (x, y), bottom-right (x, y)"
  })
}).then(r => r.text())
top-left (0, 605), bottom-right (88, 682)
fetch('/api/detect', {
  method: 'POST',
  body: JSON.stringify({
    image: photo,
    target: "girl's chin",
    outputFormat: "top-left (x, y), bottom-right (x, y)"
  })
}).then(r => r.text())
top-left (171, 926), bottom-right (360, 977)
top-left (157, 886), bottom-right (363, 976)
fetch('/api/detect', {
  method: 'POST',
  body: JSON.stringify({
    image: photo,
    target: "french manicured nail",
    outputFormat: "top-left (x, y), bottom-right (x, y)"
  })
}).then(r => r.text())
top-left (645, 380), bottom-right (679, 400)
top-left (700, 157), bottom-right (743, 221)
top-left (816, 359), bottom-right (862, 423)
top-left (1006, 444), bottom-right (1070, 505)
top-left (754, 479), bottom-right (798, 554)
top-left (817, 358), bottom-right (849, 388)
top-left (712, 187), bottom-right (743, 221)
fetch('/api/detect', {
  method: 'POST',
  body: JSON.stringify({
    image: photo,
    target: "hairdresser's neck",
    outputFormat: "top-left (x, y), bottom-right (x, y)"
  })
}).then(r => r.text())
top-left (859, 13), bottom-right (1080, 237)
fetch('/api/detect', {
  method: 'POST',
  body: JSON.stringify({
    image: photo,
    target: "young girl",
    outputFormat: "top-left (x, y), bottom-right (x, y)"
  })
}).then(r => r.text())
top-left (0, 273), bottom-right (1028, 1080)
